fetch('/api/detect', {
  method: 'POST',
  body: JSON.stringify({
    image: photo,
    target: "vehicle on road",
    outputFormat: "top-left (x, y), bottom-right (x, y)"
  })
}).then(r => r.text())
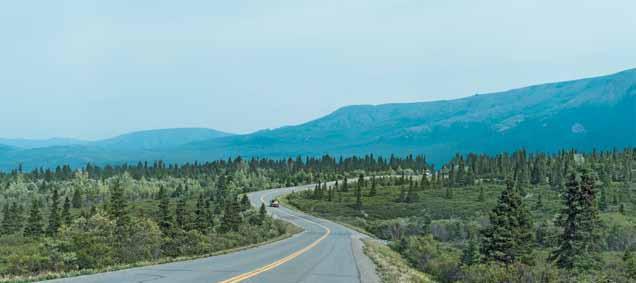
top-left (270, 199), bottom-right (280, 207)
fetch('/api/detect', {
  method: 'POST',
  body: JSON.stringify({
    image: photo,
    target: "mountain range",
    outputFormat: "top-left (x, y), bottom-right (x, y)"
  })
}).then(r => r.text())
top-left (1, 69), bottom-right (635, 170)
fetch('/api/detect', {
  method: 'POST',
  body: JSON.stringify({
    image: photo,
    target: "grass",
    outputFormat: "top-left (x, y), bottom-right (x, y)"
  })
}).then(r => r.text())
top-left (363, 239), bottom-right (434, 283)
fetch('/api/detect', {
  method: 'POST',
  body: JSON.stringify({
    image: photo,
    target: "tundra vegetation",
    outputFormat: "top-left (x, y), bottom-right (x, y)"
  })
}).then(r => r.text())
top-left (0, 155), bottom-right (424, 281)
top-left (287, 148), bottom-right (636, 282)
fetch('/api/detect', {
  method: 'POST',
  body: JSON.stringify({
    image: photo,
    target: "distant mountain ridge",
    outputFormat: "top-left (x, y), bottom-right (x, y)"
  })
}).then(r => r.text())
top-left (0, 137), bottom-right (87, 149)
top-left (1, 69), bottom-right (634, 170)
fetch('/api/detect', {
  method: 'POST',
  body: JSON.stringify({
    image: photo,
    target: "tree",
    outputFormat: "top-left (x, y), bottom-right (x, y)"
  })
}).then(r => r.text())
top-left (46, 188), bottom-right (61, 235)
top-left (24, 199), bottom-right (43, 237)
top-left (194, 194), bottom-right (208, 232)
top-left (405, 180), bottom-right (418, 203)
top-left (109, 179), bottom-right (129, 232)
top-left (355, 175), bottom-right (363, 210)
top-left (259, 203), bottom-right (267, 225)
top-left (551, 169), bottom-right (603, 270)
top-left (619, 203), bottom-right (625, 215)
top-left (462, 239), bottom-right (481, 266)
top-left (158, 186), bottom-right (173, 233)
top-left (480, 181), bottom-right (533, 264)
top-left (369, 176), bottom-right (377, 197)
top-left (599, 185), bottom-right (608, 212)
top-left (175, 196), bottom-right (189, 230)
top-left (0, 203), bottom-right (11, 235)
top-left (62, 196), bottom-right (72, 226)
top-left (477, 186), bottom-right (485, 202)
top-left (445, 186), bottom-right (453, 199)
top-left (72, 188), bottom-right (82, 209)
top-left (220, 198), bottom-right (242, 233)
top-left (240, 194), bottom-right (251, 212)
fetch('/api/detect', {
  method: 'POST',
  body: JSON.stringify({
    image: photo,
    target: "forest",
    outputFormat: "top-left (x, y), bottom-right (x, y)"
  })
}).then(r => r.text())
top-left (0, 155), bottom-right (425, 281)
top-left (286, 148), bottom-right (636, 282)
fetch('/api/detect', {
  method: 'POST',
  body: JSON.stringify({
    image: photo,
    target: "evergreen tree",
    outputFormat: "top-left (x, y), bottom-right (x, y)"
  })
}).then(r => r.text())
top-left (599, 185), bottom-right (608, 212)
top-left (221, 198), bottom-right (242, 233)
top-left (480, 181), bottom-right (533, 264)
top-left (398, 186), bottom-right (406, 202)
top-left (109, 179), bottom-right (129, 232)
top-left (62, 196), bottom-right (72, 226)
top-left (355, 175), bottom-right (363, 210)
top-left (259, 203), bottom-right (267, 225)
top-left (0, 203), bottom-right (10, 235)
top-left (445, 186), bottom-right (453, 199)
top-left (240, 194), bottom-right (251, 212)
top-left (71, 188), bottom-right (82, 209)
top-left (342, 178), bottom-right (349, 192)
top-left (175, 196), bottom-right (188, 230)
top-left (158, 186), bottom-right (173, 233)
top-left (477, 186), bottom-right (485, 202)
top-left (24, 199), bottom-right (43, 237)
top-left (46, 187), bottom-right (61, 235)
top-left (194, 194), bottom-right (207, 231)
top-left (405, 180), bottom-right (418, 203)
top-left (462, 239), bottom-right (481, 266)
top-left (619, 203), bottom-right (625, 215)
top-left (534, 193), bottom-right (544, 210)
top-left (551, 169), bottom-right (603, 270)
top-left (369, 176), bottom-right (377, 197)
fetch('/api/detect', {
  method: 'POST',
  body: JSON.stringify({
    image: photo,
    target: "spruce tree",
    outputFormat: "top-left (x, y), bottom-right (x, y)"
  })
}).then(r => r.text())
top-left (24, 199), bottom-right (43, 237)
top-left (62, 196), bottom-right (72, 226)
top-left (221, 198), bottom-right (242, 232)
top-left (551, 169), bottom-right (603, 270)
top-left (599, 185), bottom-right (608, 212)
top-left (369, 176), bottom-right (377, 197)
top-left (0, 203), bottom-right (10, 235)
top-left (194, 194), bottom-right (207, 232)
top-left (342, 178), bottom-right (349, 192)
top-left (46, 188), bottom-right (61, 235)
top-left (619, 203), bottom-right (625, 215)
top-left (480, 181), bottom-right (533, 264)
top-left (175, 196), bottom-right (188, 230)
top-left (109, 179), bottom-right (128, 232)
top-left (405, 181), bottom-right (418, 203)
top-left (158, 186), bottom-right (173, 233)
top-left (240, 194), bottom-right (251, 212)
top-left (477, 186), bottom-right (485, 202)
top-left (462, 239), bottom-right (481, 266)
top-left (259, 203), bottom-right (267, 225)
top-left (355, 177), bottom-right (363, 210)
top-left (71, 188), bottom-right (82, 208)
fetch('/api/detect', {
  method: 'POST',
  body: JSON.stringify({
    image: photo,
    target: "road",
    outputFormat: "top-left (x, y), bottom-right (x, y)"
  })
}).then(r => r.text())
top-left (45, 183), bottom-right (380, 283)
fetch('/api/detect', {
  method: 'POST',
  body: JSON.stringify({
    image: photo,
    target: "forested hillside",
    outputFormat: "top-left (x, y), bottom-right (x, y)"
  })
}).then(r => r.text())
top-left (1, 69), bottom-right (634, 170)
top-left (287, 148), bottom-right (636, 282)
top-left (0, 155), bottom-right (423, 281)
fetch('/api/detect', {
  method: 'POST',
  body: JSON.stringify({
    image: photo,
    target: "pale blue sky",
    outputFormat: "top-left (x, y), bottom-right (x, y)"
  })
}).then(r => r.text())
top-left (1, 0), bottom-right (635, 140)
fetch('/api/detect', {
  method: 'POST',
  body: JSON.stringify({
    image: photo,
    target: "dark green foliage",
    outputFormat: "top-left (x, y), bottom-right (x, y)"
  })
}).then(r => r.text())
top-left (477, 186), bottom-right (485, 202)
top-left (24, 199), bottom-right (43, 238)
top-left (551, 169), bottom-right (603, 270)
top-left (72, 188), bottom-right (82, 209)
top-left (220, 198), bottom-right (242, 233)
top-left (194, 194), bottom-right (208, 232)
top-left (462, 239), bottom-right (481, 266)
top-left (240, 194), bottom-right (251, 212)
top-left (259, 203), bottom-right (267, 225)
top-left (355, 175), bottom-right (363, 210)
top-left (480, 181), bottom-right (533, 264)
top-left (46, 188), bottom-right (61, 235)
top-left (175, 196), bottom-right (189, 230)
top-left (369, 176), bottom-right (377, 197)
top-left (158, 186), bottom-right (172, 233)
top-left (62, 196), bottom-right (72, 226)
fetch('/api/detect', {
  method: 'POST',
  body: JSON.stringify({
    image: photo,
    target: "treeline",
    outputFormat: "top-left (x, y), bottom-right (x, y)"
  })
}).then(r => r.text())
top-left (0, 154), bottom-right (425, 280)
top-left (287, 147), bottom-right (636, 282)
top-left (1, 154), bottom-right (428, 182)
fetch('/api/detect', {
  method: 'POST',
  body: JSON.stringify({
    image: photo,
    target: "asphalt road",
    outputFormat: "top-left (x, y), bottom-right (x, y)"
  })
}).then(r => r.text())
top-left (45, 183), bottom-right (380, 283)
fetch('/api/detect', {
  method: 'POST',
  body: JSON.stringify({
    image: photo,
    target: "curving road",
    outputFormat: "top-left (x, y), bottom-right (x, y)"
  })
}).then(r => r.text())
top-left (45, 183), bottom-right (380, 283)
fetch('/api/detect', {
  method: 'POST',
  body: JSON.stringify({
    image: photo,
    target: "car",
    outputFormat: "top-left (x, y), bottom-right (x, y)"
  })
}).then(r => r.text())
top-left (270, 199), bottom-right (280, 208)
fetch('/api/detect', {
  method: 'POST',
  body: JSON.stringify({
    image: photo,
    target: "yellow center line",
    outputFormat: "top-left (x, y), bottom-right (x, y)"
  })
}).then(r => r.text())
top-left (217, 190), bottom-right (331, 283)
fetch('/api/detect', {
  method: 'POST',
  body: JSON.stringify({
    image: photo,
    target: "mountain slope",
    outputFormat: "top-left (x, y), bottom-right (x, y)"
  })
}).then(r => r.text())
top-left (0, 137), bottom-right (87, 149)
top-left (0, 128), bottom-right (233, 170)
top-left (93, 128), bottom-right (232, 150)
top-left (186, 68), bottom-right (636, 164)
top-left (0, 69), bottom-right (634, 170)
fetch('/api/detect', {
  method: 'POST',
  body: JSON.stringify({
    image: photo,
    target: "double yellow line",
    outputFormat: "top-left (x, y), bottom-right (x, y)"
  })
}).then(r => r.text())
top-left (218, 192), bottom-right (331, 283)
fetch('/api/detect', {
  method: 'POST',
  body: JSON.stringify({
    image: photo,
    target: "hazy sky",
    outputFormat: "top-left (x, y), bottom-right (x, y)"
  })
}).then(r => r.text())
top-left (1, 0), bottom-right (635, 140)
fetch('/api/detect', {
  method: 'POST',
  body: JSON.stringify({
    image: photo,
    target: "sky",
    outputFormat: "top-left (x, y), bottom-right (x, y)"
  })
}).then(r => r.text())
top-left (1, 0), bottom-right (635, 140)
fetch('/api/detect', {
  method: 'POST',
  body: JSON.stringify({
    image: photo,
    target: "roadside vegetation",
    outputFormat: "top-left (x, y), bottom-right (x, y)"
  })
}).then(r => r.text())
top-left (0, 156), bottom-right (425, 281)
top-left (286, 148), bottom-right (636, 282)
